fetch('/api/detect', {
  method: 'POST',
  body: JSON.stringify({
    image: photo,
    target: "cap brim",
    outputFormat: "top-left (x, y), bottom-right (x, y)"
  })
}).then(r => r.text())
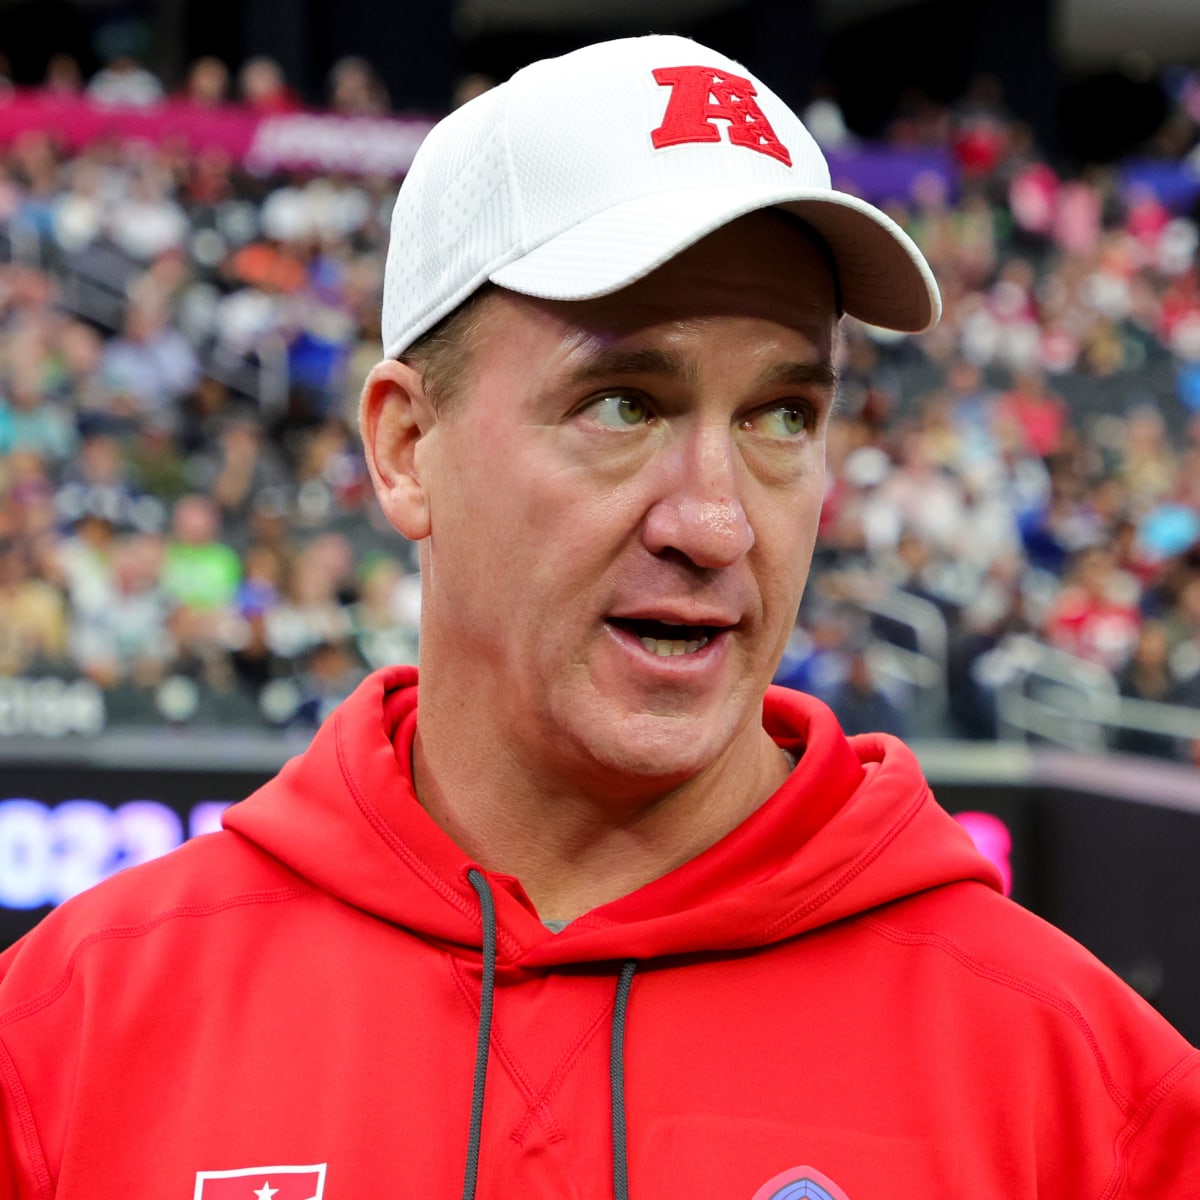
top-left (490, 185), bottom-right (940, 334)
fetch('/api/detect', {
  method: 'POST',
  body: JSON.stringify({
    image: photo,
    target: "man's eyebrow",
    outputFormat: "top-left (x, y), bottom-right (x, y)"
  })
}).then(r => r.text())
top-left (563, 346), bottom-right (699, 388)
top-left (756, 360), bottom-right (839, 392)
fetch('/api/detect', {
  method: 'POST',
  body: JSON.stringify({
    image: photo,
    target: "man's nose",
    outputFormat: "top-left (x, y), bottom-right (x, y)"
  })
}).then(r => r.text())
top-left (641, 429), bottom-right (755, 569)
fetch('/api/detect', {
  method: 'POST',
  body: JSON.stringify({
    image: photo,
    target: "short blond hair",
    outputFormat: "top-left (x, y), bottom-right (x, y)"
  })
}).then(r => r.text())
top-left (401, 284), bottom-right (497, 414)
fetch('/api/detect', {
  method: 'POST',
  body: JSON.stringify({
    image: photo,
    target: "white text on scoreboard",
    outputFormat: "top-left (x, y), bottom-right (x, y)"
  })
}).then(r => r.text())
top-left (0, 799), bottom-right (229, 909)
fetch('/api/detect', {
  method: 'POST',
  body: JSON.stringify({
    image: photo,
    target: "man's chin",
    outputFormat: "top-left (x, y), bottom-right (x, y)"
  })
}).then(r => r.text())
top-left (566, 707), bottom-right (741, 791)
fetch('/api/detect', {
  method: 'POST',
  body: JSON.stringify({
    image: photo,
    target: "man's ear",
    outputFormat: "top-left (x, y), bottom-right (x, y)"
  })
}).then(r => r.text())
top-left (359, 358), bottom-right (436, 541)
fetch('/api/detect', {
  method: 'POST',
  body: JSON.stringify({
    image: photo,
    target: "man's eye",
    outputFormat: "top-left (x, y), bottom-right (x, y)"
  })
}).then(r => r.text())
top-left (747, 404), bottom-right (811, 438)
top-left (590, 394), bottom-right (652, 428)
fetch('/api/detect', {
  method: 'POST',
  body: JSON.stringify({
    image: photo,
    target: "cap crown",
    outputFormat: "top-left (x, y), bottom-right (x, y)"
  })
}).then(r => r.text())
top-left (381, 35), bottom-right (828, 359)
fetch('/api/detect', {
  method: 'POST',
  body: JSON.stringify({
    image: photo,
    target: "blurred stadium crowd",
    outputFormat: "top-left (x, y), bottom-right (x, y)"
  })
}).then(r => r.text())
top-left (1, 49), bottom-right (1200, 756)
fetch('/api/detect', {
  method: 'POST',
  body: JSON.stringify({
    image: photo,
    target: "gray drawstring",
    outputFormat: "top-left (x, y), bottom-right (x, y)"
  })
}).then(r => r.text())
top-left (611, 960), bottom-right (638, 1200)
top-left (461, 873), bottom-right (638, 1200)
top-left (462, 868), bottom-right (496, 1200)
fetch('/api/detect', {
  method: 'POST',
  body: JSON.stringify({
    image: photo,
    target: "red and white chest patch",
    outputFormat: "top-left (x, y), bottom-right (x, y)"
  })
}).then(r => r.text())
top-left (193, 1164), bottom-right (327, 1200)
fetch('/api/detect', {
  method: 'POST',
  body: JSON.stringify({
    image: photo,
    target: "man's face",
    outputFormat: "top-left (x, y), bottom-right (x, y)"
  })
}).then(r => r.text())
top-left (415, 211), bottom-right (838, 790)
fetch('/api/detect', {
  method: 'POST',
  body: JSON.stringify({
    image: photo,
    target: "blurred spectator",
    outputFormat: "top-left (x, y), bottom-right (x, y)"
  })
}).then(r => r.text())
top-left (55, 431), bottom-right (161, 533)
top-left (51, 160), bottom-right (108, 257)
top-left (70, 532), bottom-right (172, 688)
top-left (0, 535), bottom-right (67, 675)
top-left (225, 540), bottom-right (288, 697)
top-left (869, 432), bottom-right (966, 555)
top-left (4, 449), bottom-right (56, 543)
top-left (351, 554), bottom-right (419, 669)
top-left (229, 239), bottom-right (307, 295)
top-left (774, 607), bottom-right (854, 702)
top-left (161, 494), bottom-right (241, 619)
top-left (293, 419), bottom-right (368, 522)
top-left (108, 173), bottom-right (189, 262)
top-left (0, 359), bottom-right (77, 464)
top-left (995, 368), bottom-right (1068, 461)
top-left (56, 511), bottom-right (118, 672)
top-left (1118, 404), bottom-right (1178, 503)
top-left (98, 301), bottom-right (201, 425)
top-left (237, 56), bottom-right (302, 114)
top-left (127, 416), bottom-right (188, 505)
top-left (233, 541), bottom-right (286, 620)
top-left (802, 87), bottom-right (856, 152)
top-left (828, 648), bottom-right (908, 738)
top-left (951, 75), bottom-right (1010, 179)
top-left (1164, 572), bottom-right (1200, 681)
top-left (1044, 544), bottom-right (1142, 671)
top-left (87, 56), bottom-right (163, 109)
top-left (264, 535), bottom-right (352, 664)
top-left (949, 556), bottom-right (1039, 738)
top-left (327, 56), bottom-right (389, 117)
top-left (1113, 620), bottom-right (1186, 758)
top-left (884, 528), bottom-right (969, 621)
top-left (12, 135), bottom-right (65, 240)
top-left (291, 638), bottom-right (367, 726)
top-left (1017, 462), bottom-right (1091, 576)
top-left (181, 57), bottom-right (230, 109)
top-left (191, 415), bottom-right (292, 528)
top-left (42, 53), bottom-right (83, 97)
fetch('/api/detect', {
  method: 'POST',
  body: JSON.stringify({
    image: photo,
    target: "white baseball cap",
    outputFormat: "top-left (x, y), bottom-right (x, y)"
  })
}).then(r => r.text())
top-left (381, 34), bottom-right (941, 360)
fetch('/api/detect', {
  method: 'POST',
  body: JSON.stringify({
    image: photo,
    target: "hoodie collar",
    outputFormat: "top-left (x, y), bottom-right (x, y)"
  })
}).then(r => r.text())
top-left (225, 666), bottom-right (999, 967)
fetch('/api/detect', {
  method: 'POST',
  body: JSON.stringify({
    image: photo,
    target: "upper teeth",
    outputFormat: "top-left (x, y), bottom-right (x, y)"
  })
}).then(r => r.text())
top-left (639, 635), bottom-right (709, 656)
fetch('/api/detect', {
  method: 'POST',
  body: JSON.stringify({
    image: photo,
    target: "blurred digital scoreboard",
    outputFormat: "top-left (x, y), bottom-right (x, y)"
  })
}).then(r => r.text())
top-left (0, 735), bottom-right (290, 949)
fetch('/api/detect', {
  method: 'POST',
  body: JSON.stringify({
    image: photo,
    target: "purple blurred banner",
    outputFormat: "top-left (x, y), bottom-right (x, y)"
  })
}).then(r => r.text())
top-left (1120, 158), bottom-right (1200, 214)
top-left (826, 146), bottom-right (958, 206)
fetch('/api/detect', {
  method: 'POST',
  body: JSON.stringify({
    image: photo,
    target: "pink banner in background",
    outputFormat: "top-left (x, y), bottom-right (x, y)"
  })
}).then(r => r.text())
top-left (0, 91), bottom-right (434, 178)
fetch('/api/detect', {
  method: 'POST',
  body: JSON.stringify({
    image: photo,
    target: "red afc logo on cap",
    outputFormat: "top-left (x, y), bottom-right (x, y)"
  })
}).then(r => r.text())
top-left (651, 65), bottom-right (792, 166)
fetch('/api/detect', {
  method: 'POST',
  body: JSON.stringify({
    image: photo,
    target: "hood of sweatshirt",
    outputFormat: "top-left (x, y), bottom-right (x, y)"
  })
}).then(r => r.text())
top-left (224, 665), bottom-right (1000, 969)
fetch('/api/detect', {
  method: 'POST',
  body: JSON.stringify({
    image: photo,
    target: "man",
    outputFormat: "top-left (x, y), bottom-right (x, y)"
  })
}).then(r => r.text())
top-left (2, 34), bottom-right (1197, 1200)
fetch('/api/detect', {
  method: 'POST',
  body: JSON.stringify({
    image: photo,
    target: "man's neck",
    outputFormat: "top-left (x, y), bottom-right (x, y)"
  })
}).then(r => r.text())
top-left (410, 718), bottom-right (792, 925)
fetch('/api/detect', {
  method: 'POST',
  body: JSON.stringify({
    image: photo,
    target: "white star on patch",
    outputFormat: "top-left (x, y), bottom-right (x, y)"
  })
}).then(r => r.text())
top-left (254, 1185), bottom-right (278, 1200)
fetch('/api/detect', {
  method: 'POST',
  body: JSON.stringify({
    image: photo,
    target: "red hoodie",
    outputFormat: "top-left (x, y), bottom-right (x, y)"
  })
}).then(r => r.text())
top-left (1, 666), bottom-right (1197, 1198)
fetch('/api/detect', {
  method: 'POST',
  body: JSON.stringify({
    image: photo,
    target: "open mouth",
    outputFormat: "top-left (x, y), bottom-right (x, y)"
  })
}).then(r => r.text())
top-left (607, 617), bottom-right (725, 657)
